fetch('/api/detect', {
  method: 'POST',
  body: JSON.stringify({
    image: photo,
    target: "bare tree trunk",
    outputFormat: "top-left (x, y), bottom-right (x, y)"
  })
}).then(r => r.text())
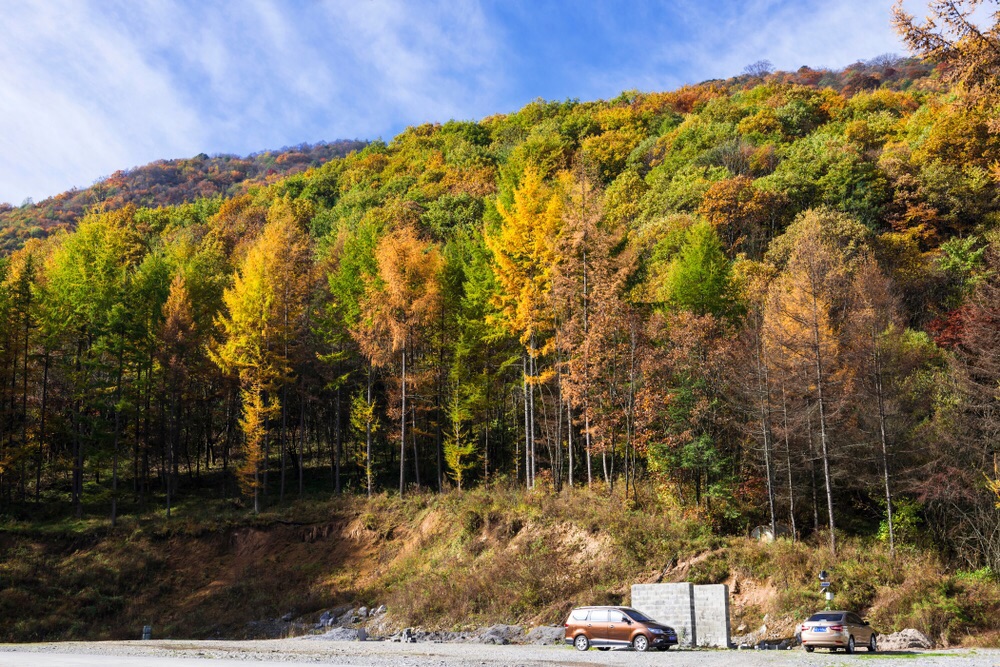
top-left (522, 354), bottom-right (530, 490)
top-left (809, 290), bottom-right (837, 554)
top-left (366, 364), bottom-right (373, 498)
top-left (335, 385), bottom-right (342, 494)
top-left (72, 339), bottom-right (84, 519)
top-left (567, 403), bottom-right (574, 489)
top-left (280, 384), bottom-right (287, 502)
top-left (529, 339), bottom-right (537, 488)
top-left (781, 383), bottom-right (797, 541)
top-left (299, 382), bottom-right (305, 498)
top-left (34, 351), bottom-right (48, 503)
top-left (411, 393), bottom-right (420, 490)
top-left (872, 339), bottom-right (895, 554)
top-left (399, 347), bottom-right (407, 496)
top-left (111, 333), bottom-right (124, 528)
top-left (807, 402), bottom-right (819, 533)
top-left (756, 337), bottom-right (777, 538)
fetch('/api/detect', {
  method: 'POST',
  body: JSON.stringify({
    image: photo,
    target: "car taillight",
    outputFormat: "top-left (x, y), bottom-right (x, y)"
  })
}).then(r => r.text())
top-left (830, 625), bottom-right (844, 631)
top-left (801, 624), bottom-right (808, 631)
top-left (564, 623), bottom-right (569, 627)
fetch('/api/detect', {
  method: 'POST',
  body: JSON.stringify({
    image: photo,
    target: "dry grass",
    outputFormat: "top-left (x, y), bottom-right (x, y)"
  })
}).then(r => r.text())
top-left (0, 486), bottom-right (998, 645)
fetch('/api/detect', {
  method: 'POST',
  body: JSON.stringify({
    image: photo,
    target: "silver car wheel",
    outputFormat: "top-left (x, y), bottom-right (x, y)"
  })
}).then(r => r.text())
top-left (574, 635), bottom-right (590, 651)
top-left (633, 635), bottom-right (649, 652)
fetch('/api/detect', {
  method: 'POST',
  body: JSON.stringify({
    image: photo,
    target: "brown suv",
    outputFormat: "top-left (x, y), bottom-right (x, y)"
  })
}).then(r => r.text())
top-left (564, 606), bottom-right (679, 652)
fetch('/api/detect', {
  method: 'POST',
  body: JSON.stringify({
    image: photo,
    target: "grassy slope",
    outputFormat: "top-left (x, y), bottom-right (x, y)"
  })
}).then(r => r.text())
top-left (0, 487), bottom-right (997, 646)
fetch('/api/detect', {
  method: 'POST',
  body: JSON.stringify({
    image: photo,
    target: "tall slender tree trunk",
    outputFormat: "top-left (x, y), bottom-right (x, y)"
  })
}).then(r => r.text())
top-left (111, 334), bottom-right (124, 528)
top-left (299, 383), bottom-right (305, 498)
top-left (18, 307), bottom-right (29, 503)
top-left (399, 346), bottom-right (407, 496)
top-left (365, 364), bottom-right (373, 498)
top-left (280, 384), bottom-right (287, 503)
top-left (872, 340), bottom-right (895, 554)
top-left (781, 384), bottom-right (797, 541)
top-left (756, 337), bottom-right (777, 538)
top-left (807, 403), bottom-right (819, 533)
top-left (567, 404), bottom-right (574, 489)
top-left (334, 384), bottom-right (342, 493)
top-left (411, 393), bottom-right (420, 490)
top-left (522, 355), bottom-right (530, 490)
top-left (528, 338), bottom-right (537, 487)
top-left (34, 351), bottom-right (49, 503)
top-left (72, 338), bottom-right (84, 519)
top-left (809, 293), bottom-right (836, 554)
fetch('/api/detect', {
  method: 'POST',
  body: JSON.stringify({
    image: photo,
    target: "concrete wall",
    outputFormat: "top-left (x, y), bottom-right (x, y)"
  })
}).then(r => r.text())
top-left (693, 584), bottom-right (730, 648)
top-left (631, 583), bottom-right (696, 646)
top-left (630, 582), bottom-right (731, 648)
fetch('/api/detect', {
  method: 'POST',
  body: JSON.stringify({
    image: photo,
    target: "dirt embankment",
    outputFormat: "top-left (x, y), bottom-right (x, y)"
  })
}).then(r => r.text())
top-left (2, 490), bottom-right (999, 646)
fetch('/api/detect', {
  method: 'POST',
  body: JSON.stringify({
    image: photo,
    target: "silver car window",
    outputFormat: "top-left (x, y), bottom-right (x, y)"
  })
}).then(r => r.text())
top-left (590, 610), bottom-right (609, 622)
top-left (608, 610), bottom-right (624, 622)
top-left (571, 610), bottom-right (589, 621)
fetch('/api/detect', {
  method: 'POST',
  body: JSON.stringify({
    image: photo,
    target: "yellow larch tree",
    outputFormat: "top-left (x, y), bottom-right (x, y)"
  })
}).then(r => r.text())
top-left (485, 165), bottom-right (562, 488)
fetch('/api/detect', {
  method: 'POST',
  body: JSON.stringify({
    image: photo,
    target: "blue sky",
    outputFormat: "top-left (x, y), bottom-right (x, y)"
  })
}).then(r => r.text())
top-left (0, 0), bottom-right (915, 205)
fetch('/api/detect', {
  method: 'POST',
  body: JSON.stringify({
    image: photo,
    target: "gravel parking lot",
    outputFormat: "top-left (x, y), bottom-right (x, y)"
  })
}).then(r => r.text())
top-left (0, 640), bottom-right (997, 667)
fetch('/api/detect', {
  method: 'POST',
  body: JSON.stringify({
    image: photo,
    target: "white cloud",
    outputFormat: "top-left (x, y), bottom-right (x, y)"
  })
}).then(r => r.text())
top-left (0, 1), bottom-right (206, 203)
top-left (0, 0), bottom-right (505, 203)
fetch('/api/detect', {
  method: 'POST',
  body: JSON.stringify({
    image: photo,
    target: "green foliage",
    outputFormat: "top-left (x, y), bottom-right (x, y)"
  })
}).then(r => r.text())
top-left (1, 59), bottom-right (999, 607)
top-left (660, 221), bottom-right (741, 317)
top-left (879, 498), bottom-right (923, 547)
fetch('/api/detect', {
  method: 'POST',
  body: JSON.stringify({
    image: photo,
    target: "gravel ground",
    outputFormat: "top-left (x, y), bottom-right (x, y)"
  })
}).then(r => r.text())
top-left (0, 640), bottom-right (997, 667)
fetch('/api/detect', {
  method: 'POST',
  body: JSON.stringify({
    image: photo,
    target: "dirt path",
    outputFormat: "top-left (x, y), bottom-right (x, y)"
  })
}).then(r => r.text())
top-left (0, 640), bottom-right (996, 666)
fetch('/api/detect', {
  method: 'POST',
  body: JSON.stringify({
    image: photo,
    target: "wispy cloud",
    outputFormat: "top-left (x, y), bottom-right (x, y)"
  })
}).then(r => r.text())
top-left (0, 0), bottom-right (502, 203)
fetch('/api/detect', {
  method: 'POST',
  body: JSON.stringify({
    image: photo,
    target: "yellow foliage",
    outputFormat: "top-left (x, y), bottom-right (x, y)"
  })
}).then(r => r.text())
top-left (486, 166), bottom-right (562, 347)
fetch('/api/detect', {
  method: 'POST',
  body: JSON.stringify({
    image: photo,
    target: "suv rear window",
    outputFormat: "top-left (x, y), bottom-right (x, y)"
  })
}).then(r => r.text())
top-left (807, 613), bottom-right (845, 622)
top-left (571, 610), bottom-right (589, 621)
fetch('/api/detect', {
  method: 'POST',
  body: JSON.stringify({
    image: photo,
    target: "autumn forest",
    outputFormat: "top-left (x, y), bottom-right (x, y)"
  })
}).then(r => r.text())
top-left (2, 6), bottom-right (1000, 579)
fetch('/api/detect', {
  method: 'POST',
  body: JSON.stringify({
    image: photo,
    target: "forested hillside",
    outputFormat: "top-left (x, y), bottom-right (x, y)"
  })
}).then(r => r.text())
top-left (1, 21), bottom-right (1000, 590)
top-left (0, 140), bottom-right (366, 254)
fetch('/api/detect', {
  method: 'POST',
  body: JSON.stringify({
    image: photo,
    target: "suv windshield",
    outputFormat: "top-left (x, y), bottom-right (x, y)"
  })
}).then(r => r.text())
top-left (624, 609), bottom-right (652, 622)
top-left (807, 613), bottom-right (844, 622)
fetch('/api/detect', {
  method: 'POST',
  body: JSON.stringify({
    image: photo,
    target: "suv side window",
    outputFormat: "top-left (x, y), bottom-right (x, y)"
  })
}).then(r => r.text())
top-left (590, 610), bottom-right (609, 622)
top-left (571, 610), bottom-right (589, 621)
top-left (608, 610), bottom-right (624, 623)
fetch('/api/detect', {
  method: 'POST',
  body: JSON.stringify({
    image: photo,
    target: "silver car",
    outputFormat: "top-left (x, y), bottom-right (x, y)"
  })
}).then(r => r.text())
top-left (800, 610), bottom-right (876, 653)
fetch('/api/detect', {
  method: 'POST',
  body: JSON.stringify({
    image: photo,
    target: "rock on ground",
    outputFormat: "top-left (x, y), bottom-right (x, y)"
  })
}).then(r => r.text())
top-left (477, 625), bottom-right (524, 645)
top-left (525, 626), bottom-right (565, 645)
top-left (879, 628), bottom-right (933, 651)
top-left (299, 627), bottom-right (364, 641)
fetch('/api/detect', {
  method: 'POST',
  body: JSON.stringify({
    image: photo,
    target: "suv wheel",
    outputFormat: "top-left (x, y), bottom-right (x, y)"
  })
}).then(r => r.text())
top-left (632, 635), bottom-right (649, 652)
top-left (868, 635), bottom-right (877, 652)
top-left (846, 636), bottom-right (855, 654)
top-left (574, 635), bottom-right (590, 651)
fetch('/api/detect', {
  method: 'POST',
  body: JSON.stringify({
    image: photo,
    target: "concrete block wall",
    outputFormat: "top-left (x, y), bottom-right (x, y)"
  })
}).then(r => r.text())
top-left (631, 583), bottom-right (696, 646)
top-left (630, 582), bottom-right (731, 648)
top-left (693, 584), bottom-right (730, 648)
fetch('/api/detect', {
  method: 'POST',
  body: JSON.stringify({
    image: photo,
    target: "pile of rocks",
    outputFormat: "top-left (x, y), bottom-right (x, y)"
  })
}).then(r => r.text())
top-left (524, 626), bottom-right (565, 645)
top-left (878, 628), bottom-right (933, 651)
top-left (315, 604), bottom-right (387, 630)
